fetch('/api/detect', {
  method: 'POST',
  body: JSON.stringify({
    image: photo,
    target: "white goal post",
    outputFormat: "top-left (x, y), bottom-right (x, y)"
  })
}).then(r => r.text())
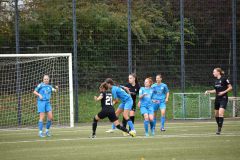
top-left (0, 53), bottom-right (74, 128)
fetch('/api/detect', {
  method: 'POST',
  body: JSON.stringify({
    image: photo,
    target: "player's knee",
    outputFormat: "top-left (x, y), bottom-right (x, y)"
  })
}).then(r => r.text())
top-left (219, 112), bottom-right (224, 117)
top-left (93, 117), bottom-right (98, 123)
top-left (149, 117), bottom-right (154, 121)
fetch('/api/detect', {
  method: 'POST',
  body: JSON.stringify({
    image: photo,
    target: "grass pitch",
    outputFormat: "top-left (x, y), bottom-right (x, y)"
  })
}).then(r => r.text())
top-left (0, 120), bottom-right (239, 160)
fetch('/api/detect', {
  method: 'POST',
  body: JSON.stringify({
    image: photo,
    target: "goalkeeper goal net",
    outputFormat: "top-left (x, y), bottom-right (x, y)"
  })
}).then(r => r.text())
top-left (173, 93), bottom-right (211, 119)
top-left (0, 53), bottom-right (74, 128)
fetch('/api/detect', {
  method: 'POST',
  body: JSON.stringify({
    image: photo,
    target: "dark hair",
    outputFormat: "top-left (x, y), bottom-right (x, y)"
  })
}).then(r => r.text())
top-left (214, 68), bottom-right (224, 75)
top-left (129, 73), bottom-right (139, 84)
top-left (105, 78), bottom-right (114, 85)
top-left (99, 82), bottom-right (108, 91)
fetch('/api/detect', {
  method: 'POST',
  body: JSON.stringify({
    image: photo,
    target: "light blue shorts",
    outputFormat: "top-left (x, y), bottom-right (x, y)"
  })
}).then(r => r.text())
top-left (118, 98), bottom-right (133, 110)
top-left (152, 100), bottom-right (166, 111)
top-left (140, 105), bottom-right (154, 115)
top-left (37, 100), bottom-right (52, 113)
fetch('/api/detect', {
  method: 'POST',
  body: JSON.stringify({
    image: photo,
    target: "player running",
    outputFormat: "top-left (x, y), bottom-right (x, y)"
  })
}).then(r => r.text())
top-left (205, 68), bottom-right (232, 135)
top-left (105, 78), bottom-right (136, 134)
top-left (90, 82), bottom-right (136, 138)
top-left (33, 75), bottom-right (58, 138)
top-left (152, 74), bottom-right (169, 132)
top-left (139, 77), bottom-right (154, 136)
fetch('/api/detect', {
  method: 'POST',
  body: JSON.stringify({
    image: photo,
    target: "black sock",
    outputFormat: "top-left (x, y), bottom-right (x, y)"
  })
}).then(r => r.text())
top-left (92, 117), bottom-right (98, 135)
top-left (215, 117), bottom-right (219, 126)
top-left (122, 118), bottom-right (127, 128)
top-left (116, 124), bottom-right (129, 133)
top-left (130, 116), bottom-right (135, 124)
top-left (218, 117), bottom-right (224, 128)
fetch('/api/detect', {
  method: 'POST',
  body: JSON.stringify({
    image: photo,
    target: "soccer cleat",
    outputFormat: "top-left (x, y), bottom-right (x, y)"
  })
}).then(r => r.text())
top-left (105, 129), bottom-right (116, 133)
top-left (45, 131), bottom-right (51, 137)
top-left (39, 131), bottom-right (45, 138)
top-left (216, 127), bottom-right (221, 135)
top-left (89, 134), bottom-right (96, 138)
top-left (145, 133), bottom-right (149, 137)
top-left (129, 130), bottom-right (136, 137)
top-left (122, 132), bottom-right (129, 136)
top-left (160, 128), bottom-right (166, 132)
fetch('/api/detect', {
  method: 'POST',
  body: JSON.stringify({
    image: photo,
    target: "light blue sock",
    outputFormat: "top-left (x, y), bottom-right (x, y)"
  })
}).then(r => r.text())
top-left (46, 120), bottom-right (52, 129)
top-left (161, 116), bottom-right (165, 129)
top-left (112, 123), bottom-right (116, 129)
top-left (153, 118), bottom-right (157, 130)
top-left (127, 120), bottom-right (135, 130)
top-left (150, 121), bottom-right (154, 130)
top-left (144, 120), bottom-right (149, 134)
top-left (38, 120), bottom-right (43, 131)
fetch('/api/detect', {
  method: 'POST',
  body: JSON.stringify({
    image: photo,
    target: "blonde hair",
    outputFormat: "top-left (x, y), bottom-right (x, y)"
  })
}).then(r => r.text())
top-left (214, 68), bottom-right (225, 75)
top-left (145, 77), bottom-right (153, 85)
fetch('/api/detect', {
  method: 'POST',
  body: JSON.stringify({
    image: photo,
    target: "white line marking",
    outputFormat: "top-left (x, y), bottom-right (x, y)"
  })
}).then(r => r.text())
top-left (0, 133), bottom-right (239, 144)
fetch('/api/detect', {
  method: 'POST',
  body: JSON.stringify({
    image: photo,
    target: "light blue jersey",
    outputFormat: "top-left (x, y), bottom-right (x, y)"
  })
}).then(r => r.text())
top-left (35, 83), bottom-right (54, 101)
top-left (139, 87), bottom-right (154, 115)
top-left (111, 85), bottom-right (131, 103)
top-left (111, 85), bottom-right (135, 130)
top-left (151, 83), bottom-right (169, 101)
top-left (139, 87), bottom-right (153, 106)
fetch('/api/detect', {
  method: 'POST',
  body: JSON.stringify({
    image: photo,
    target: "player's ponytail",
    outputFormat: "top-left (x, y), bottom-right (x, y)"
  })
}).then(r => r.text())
top-left (215, 68), bottom-right (225, 75)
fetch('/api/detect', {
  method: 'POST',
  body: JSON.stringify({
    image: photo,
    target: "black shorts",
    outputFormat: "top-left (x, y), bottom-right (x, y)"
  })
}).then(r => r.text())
top-left (97, 108), bottom-right (118, 122)
top-left (215, 96), bottom-right (228, 110)
top-left (131, 103), bottom-right (136, 112)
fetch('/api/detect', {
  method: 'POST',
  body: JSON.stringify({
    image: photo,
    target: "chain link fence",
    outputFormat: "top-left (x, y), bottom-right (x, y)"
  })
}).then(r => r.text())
top-left (0, 0), bottom-right (239, 123)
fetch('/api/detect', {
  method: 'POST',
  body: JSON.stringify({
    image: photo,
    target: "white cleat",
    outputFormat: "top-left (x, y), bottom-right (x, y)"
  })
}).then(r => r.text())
top-left (122, 132), bottom-right (129, 136)
top-left (105, 129), bottom-right (116, 133)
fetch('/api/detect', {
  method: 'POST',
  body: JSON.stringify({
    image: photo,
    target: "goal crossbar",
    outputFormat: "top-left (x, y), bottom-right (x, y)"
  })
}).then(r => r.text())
top-left (0, 53), bottom-right (74, 128)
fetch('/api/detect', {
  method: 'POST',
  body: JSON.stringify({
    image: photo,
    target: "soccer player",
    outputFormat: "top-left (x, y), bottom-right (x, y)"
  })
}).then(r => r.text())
top-left (105, 78), bottom-right (136, 134)
top-left (122, 73), bottom-right (140, 130)
top-left (90, 82), bottom-right (136, 138)
top-left (205, 68), bottom-right (232, 135)
top-left (152, 74), bottom-right (169, 132)
top-left (139, 77), bottom-right (155, 136)
top-left (33, 75), bottom-right (58, 137)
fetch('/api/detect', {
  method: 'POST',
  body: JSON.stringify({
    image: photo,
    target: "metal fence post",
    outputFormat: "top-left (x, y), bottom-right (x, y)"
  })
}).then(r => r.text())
top-left (128, 0), bottom-right (132, 74)
top-left (72, 0), bottom-right (79, 123)
top-left (232, 0), bottom-right (237, 97)
top-left (180, 0), bottom-right (185, 93)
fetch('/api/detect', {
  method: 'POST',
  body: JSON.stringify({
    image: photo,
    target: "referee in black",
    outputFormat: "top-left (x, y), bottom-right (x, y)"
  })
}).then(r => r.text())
top-left (205, 68), bottom-right (232, 135)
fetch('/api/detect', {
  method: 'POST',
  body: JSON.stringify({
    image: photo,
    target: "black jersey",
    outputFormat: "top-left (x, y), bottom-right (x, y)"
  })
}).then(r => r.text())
top-left (100, 91), bottom-right (113, 109)
top-left (214, 77), bottom-right (231, 98)
top-left (125, 83), bottom-right (140, 102)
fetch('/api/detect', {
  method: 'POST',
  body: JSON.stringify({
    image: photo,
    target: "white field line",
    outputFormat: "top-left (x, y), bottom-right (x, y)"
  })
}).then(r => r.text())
top-left (0, 133), bottom-right (240, 144)
top-left (0, 124), bottom-right (240, 136)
